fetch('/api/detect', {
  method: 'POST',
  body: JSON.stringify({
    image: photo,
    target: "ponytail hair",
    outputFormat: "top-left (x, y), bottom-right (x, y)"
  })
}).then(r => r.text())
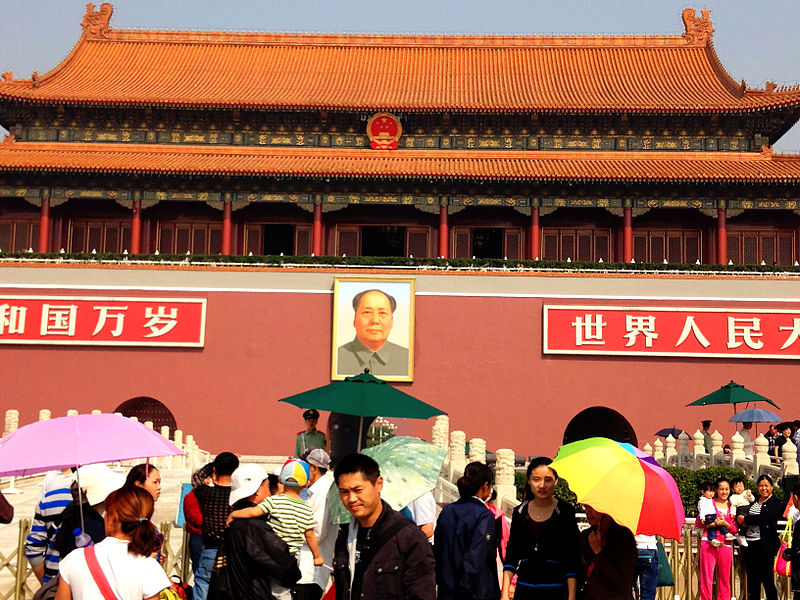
top-left (456, 462), bottom-right (494, 499)
top-left (106, 486), bottom-right (157, 557)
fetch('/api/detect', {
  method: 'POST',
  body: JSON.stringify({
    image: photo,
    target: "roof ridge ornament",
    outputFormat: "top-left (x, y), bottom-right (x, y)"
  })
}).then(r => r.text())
top-left (681, 8), bottom-right (714, 46)
top-left (81, 3), bottom-right (113, 40)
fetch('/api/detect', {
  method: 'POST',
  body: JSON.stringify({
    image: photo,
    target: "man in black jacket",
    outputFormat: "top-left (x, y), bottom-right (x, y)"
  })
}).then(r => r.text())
top-left (213, 463), bottom-right (300, 600)
top-left (332, 453), bottom-right (435, 600)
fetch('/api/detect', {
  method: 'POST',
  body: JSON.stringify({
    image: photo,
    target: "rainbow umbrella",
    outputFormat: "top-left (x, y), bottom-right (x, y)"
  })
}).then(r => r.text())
top-left (550, 437), bottom-right (685, 540)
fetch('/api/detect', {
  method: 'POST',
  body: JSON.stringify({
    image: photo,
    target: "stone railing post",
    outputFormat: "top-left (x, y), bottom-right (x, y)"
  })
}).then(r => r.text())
top-left (692, 430), bottom-right (706, 456)
top-left (665, 434), bottom-right (677, 463)
top-left (643, 443), bottom-right (653, 457)
top-left (39, 409), bottom-right (51, 420)
top-left (782, 439), bottom-right (799, 477)
top-left (753, 434), bottom-right (770, 475)
top-left (432, 416), bottom-right (449, 450)
top-left (185, 434), bottom-right (195, 473)
top-left (67, 409), bottom-right (78, 416)
top-left (2, 410), bottom-right (20, 493)
top-left (3, 409), bottom-right (19, 437)
top-left (448, 431), bottom-right (467, 481)
top-left (653, 439), bottom-right (664, 462)
top-left (468, 438), bottom-right (486, 464)
top-left (173, 429), bottom-right (185, 468)
top-left (159, 426), bottom-right (172, 469)
top-left (710, 430), bottom-right (723, 455)
top-left (494, 448), bottom-right (517, 512)
top-left (91, 409), bottom-right (101, 415)
top-left (730, 431), bottom-right (745, 460)
top-left (677, 432), bottom-right (691, 466)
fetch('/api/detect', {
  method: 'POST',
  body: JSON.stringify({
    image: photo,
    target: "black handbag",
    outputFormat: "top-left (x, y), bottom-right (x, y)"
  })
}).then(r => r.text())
top-left (207, 547), bottom-right (233, 600)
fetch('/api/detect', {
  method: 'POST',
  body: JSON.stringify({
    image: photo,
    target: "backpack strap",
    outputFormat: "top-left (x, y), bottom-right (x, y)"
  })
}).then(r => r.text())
top-left (84, 546), bottom-right (119, 600)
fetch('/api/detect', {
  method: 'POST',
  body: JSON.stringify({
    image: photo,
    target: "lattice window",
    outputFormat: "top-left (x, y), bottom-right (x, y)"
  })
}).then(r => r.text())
top-left (541, 228), bottom-right (611, 261)
top-left (336, 225), bottom-right (360, 256)
top-left (69, 220), bottom-right (129, 253)
top-left (453, 228), bottom-right (471, 258)
top-left (158, 222), bottom-right (222, 254)
top-left (504, 229), bottom-right (522, 260)
top-left (542, 233), bottom-right (558, 261)
top-left (728, 230), bottom-right (795, 265)
top-left (407, 227), bottom-right (430, 258)
top-left (742, 236), bottom-right (758, 264)
top-left (0, 219), bottom-right (39, 252)
top-left (296, 225), bottom-right (313, 255)
top-left (633, 230), bottom-right (701, 263)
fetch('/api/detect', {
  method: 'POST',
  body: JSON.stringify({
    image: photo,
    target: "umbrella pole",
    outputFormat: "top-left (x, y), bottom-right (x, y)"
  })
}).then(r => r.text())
top-left (358, 416), bottom-right (364, 452)
top-left (75, 465), bottom-right (85, 535)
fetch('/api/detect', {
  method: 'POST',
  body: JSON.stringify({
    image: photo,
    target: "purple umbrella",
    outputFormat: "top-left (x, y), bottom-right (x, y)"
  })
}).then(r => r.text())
top-left (0, 413), bottom-right (183, 477)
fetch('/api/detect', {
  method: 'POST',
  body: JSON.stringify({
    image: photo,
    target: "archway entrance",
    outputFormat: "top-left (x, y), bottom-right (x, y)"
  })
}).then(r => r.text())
top-left (562, 406), bottom-right (638, 447)
top-left (114, 397), bottom-right (177, 437)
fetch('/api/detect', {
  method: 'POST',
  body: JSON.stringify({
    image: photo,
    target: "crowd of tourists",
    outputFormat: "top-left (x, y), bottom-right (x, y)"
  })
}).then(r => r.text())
top-left (11, 407), bottom-right (800, 600)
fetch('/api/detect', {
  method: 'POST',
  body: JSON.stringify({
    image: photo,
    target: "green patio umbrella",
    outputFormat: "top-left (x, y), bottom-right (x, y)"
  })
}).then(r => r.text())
top-left (279, 371), bottom-right (446, 448)
top-left (687, 380), bottom-right (780, 415)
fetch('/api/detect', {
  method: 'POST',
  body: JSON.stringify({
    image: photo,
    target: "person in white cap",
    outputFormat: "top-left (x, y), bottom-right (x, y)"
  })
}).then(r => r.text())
top-left (212, 463), bottom-right (300, 600)
top-left (47, 464), bottom-right (126, 582)
top-left (295, 449), bottom-right (336, 600)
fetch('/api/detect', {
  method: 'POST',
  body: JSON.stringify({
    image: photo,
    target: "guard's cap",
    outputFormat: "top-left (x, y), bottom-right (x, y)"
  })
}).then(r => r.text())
top-left (303, 409), bottom-right (320, 420)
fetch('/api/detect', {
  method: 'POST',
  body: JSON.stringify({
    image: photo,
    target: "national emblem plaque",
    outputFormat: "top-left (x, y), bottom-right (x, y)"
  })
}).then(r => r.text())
top-left (367, 112), bottom-right (402, 150)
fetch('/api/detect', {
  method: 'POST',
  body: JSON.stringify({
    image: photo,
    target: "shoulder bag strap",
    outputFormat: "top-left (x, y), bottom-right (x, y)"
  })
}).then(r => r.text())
top-left (84, 546), bottom-right (120, 600)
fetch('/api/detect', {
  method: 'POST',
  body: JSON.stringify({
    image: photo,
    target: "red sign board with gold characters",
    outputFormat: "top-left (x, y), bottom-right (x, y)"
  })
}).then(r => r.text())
top-left (367, 112), bottom-right (402, 150)
top-left (0, 295), bottom-right (206, 347)
top-left (543, 305), bottom-right (800, 360)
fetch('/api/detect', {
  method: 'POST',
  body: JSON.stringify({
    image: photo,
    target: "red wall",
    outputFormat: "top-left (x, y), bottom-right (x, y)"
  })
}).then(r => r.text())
top-left (1, 275), bottom-right (798, 460)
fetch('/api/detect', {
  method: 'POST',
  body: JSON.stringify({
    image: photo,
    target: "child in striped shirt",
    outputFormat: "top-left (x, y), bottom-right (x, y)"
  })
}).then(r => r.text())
top-left (227, 459), bottom-right (323, 598)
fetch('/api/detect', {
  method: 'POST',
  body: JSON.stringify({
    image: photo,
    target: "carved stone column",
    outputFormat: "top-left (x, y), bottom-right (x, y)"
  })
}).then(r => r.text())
top-left (468, 438), bottom-right (486, 464)
top-left (448, 430), bottom-right (467, 481)
top-left (494, 448), bottom-right (517, 511)
top-left (432, 416), bottom-right (449, 450)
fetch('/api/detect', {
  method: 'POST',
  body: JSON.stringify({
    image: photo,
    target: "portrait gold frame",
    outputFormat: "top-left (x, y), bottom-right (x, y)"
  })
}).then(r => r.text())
top-left (331, 276), bottom-right (415, 382)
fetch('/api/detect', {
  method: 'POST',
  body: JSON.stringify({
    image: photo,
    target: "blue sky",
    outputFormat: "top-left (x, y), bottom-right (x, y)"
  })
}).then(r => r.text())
top-left (1, 0), bottom-right (798, 150)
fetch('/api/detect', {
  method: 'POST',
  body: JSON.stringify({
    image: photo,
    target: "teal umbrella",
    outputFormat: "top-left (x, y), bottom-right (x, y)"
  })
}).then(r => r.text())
top-left (686, 380), bottom-right (780, 414)
top-left (326, 436), bottom-right (447, 524)
top-left (279, 371), bottom-right (446, 448)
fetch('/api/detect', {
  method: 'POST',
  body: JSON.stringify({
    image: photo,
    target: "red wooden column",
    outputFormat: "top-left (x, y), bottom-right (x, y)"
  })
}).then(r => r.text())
top-left (438, 204), bottom-right (449, 258)
top-left (312, 201), bottom-right (323, 255)
top-left (623, 206), bottom-right (633, 263)
top-left (717, 207), bottom-right (727, 265)
top-left (130, 197), bottom-right (142, 254)
top-left (529, 206), bottom-right (540, 260)
top-left (221, 199), bottom-right (232, 255)
top-left (38, 192), bottom-right (50, 253)
top-left (796, 223), bottom-right (800, 265)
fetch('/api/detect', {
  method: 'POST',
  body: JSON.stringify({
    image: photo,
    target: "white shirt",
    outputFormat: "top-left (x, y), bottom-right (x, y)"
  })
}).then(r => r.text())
top-left (697, 495), bottom-right (716, 518)
top-left (739, 429), bottom-right (753, 458)
top-left (404, 491), bottom-right (436, 543)
top-left (59, 536), bottom-right (170, 600)
top-left (297, 473), bottom-right (336, 589)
